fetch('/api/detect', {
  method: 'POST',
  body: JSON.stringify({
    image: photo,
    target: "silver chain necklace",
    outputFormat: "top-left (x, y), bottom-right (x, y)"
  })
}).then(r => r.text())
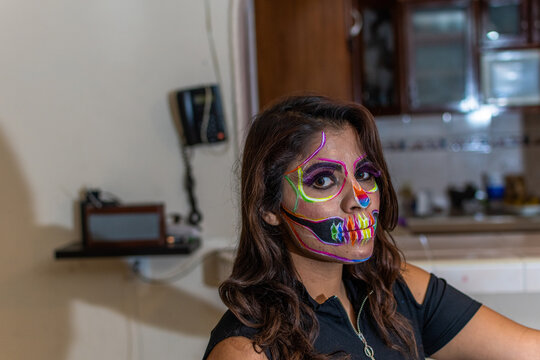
top-left (356, 290), bottom-right (375, 360)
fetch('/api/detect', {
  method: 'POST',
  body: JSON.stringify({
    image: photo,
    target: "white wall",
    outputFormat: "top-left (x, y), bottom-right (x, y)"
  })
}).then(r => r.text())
top-left (0, 1), bottom-right (236, 359)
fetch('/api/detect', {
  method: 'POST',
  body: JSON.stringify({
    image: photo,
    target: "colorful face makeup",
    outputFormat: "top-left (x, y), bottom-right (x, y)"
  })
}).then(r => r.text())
top-left (281, 129), bottom-right (381, 263)
top-left (282, 207), bottom-right (379, 246)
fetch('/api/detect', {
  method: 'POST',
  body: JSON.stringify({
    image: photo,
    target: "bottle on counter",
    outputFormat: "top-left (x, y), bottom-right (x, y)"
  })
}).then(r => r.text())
top-left (398, 183), bottom-right (415, 218)
top-left (414, 189), bottom-right (432, 217)
top-left (483, 172), bottom-right (505, 214)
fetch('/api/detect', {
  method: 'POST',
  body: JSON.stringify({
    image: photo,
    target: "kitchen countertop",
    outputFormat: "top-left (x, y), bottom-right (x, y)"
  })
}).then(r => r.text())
top-left (204, 231), bottom-right (540, 294)
top-left (393, 230), bottom-right (540, 294)
top-left (404, 214), bottom-right (540, 234)
top-left (395, 231), bottom-right (540, 261)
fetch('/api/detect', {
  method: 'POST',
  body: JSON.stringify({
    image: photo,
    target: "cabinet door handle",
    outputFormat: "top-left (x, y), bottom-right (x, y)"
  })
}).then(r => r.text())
top-left (349, 8), bottom-right (363, 38)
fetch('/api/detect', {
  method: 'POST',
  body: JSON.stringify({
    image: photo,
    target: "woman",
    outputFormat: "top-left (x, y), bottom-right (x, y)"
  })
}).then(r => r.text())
top-left (203, 96), bottom-right (539, 360)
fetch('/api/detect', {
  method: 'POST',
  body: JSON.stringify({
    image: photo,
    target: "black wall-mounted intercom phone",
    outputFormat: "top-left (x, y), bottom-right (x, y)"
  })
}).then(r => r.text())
top-left (171, 85), bottom-right (226, 146)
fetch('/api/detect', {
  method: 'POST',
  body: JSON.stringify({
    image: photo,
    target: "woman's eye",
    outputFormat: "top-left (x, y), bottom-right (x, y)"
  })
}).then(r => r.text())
top-left (303, 170), bottom-right (337, 190)
top-left (312, 175), bottom-right (335, 189)
top-left (355, 171), bottom-right (372, 182)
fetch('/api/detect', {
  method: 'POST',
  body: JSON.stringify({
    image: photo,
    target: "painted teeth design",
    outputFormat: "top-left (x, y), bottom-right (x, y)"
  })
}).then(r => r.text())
top-left (281, 207), bottom-right (379, 246)
top-left (330, 212), bottom-right (377, 245)
top-left (330, 222), bottom-right (344, 242)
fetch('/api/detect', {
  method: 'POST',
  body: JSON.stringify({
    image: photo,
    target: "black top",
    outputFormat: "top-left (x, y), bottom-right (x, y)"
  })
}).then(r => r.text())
top-left (203, 273), bottom-right (481, 359)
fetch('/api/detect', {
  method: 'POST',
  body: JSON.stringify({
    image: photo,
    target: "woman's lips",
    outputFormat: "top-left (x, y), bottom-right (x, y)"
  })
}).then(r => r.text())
top-left (342, 211), bottom-right (378, 245)
top-left (345, 225), bottom-right (376, 245)
top-left (280, 206), bottom-right (379, 245)
top-left (346, 212), bottom-right (375, 231)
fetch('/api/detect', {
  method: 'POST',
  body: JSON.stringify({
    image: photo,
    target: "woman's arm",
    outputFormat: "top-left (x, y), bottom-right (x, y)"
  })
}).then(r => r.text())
top-left (431, 305), bottom-right (540, 360)
top-left (206, 336), bottom-right (269, 360)
top-left (402, 263), bottom-right (540, 359)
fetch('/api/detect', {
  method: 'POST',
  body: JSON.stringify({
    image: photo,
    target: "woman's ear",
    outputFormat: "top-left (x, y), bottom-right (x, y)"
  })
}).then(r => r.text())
top-left (262, 211), bottom-right (280, 226)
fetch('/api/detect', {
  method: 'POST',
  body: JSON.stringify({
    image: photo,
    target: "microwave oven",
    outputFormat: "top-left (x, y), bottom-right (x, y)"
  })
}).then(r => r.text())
top-left (481, 49), bottom-right (540, 106)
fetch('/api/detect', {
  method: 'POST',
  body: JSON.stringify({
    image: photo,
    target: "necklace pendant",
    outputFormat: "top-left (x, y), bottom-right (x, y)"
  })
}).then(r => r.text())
top-left (364, 343), bottom-right (375, 359)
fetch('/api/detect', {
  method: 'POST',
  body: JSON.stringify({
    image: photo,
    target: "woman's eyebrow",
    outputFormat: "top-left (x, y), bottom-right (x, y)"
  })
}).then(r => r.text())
top-left (355, 160), bottom-right (381, 176)
top-left (355, 158), bottom-right (370, 167)
top-left (303, 161), bottom-right (341, 174)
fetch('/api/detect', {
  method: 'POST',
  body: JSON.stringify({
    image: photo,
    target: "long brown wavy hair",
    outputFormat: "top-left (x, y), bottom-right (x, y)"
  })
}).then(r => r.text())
top-left (219, 96), bottom-right (417, 359)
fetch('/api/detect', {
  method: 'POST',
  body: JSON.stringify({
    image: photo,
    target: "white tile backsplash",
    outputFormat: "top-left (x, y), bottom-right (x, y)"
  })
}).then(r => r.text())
top-left (377, 111), bottom-right (528, 201)
top-left (376, 114), bottom-right (451, 138)
top-left (490, 111), bottom-right (522, 133)
top-left (385, 150), bottom-right (450, 194)
top-left (446, 152), bottom-right (491, 189)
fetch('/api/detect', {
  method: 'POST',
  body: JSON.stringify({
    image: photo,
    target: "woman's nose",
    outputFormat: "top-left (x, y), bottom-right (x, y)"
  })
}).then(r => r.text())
top-left (341, 179), bottom-right (370, 212)
top-left (353, 182), bottom-right (370, 208)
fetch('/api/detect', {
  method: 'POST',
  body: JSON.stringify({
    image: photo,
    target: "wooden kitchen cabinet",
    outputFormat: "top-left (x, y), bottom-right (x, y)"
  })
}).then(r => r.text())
top-left (253, 0), bottom-right (540, 114)
top-left (254, 0), bottom-right (479, 114)
top-left (531, 0), bottom-right (540, 44)
top-left (402, 0), bottom-right (478, 112)
top-left (254, 0), bottom-right (356, 109)
top-left (479, 0), bottom-right (530, 47)
top-left (254, 0), bottom-right (404, 113)
top-left (356, 0), bottom-right (404, 115)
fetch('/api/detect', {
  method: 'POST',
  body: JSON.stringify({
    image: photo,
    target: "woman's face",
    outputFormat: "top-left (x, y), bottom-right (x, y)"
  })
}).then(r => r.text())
top-left (280, 125), bottom-right (381, 263)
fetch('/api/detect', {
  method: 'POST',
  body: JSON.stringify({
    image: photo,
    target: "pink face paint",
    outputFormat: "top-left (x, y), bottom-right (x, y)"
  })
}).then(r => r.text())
top-left (285, 131), bottom-right (326, 176)
top-left (353, 154), bottom-right (367, 169)
top-left (295, 158), bottom-right (348, 204)
top-left (285, 136), bottom-right (382, 212)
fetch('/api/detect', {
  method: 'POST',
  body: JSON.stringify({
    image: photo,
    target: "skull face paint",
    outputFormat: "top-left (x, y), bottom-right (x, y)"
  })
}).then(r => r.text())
top-left (282, 207), bottom-right (379, 246)
top-left (281, 127), bottom-right (381, 263)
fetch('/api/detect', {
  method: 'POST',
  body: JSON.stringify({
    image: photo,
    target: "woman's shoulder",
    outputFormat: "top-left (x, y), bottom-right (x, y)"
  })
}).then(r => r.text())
top-left (206, 336), bottom-right (268, 360)
top-left (400, 262), bottom-right (431, 305)
top-left (203, 310), bottom-right (266, 360)
top-left (396, 262), bottom-right (483, 356)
